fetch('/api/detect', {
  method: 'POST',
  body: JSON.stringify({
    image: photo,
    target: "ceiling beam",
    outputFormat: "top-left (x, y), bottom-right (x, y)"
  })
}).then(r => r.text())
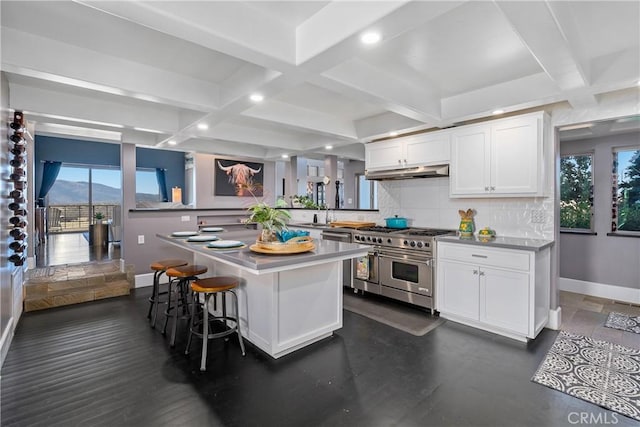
top-left (494, 0), bottom-right (595, 108)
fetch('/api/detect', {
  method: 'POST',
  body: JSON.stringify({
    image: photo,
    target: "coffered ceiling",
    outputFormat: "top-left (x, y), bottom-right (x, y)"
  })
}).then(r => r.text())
top-left (1, 1), bottom-right (638, 161)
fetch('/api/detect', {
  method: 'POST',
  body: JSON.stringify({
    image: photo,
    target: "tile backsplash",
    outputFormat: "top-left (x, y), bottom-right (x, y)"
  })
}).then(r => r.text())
top-left (289, 177), bottom-right (554, 240)
top-left (378, 178), bottom-right (554, 239)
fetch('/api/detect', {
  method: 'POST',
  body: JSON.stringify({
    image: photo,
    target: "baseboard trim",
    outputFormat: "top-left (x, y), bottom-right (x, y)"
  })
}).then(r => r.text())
top-left (547, 307), bottom-right (562, 330)
top-left (134, 273), bottom-right (154, 289)
top-left (559, 277), bottom-right (640, 305)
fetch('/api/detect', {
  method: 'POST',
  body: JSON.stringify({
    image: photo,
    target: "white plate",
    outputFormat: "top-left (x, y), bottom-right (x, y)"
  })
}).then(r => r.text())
top-left (187, 235), bottom-right (220, 242)
top-left (207, 240), bottom-right (245, 248)
top-left (201, 227), bottom-right (224, 232)
top-left (171, 231), bottom-right (199, 237)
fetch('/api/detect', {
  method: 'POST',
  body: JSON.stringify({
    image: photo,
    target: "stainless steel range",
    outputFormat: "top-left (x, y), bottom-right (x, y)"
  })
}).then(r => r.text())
top-left (352, 226), bottom-right (455, 312)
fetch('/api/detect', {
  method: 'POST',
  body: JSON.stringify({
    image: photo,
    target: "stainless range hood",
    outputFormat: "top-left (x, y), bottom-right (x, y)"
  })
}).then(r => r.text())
top-left (365, 164), bottom-right (449, 181)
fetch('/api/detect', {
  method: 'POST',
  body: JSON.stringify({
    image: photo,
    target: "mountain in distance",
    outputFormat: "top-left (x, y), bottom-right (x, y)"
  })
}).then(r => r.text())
top-left (48, 179), bottom-right (158, 204)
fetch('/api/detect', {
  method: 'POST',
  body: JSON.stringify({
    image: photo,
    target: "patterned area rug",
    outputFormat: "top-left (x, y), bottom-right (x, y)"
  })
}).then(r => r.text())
top-left (532, 331), bottom-right (640, 421)
top-left (605, 312), bottom-right (640, 334)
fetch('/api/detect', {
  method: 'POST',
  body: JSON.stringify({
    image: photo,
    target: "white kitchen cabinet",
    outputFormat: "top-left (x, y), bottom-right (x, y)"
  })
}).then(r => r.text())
top-left (365, 132), bottom-right (450, 171)
top-left (450, 112), bottom-right (547, 197)
top-left (436, 241), bottom-right (550, 342)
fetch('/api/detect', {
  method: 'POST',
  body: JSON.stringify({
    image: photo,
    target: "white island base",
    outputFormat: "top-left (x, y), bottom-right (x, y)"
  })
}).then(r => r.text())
top-left (203, 256), bottom-right (342, 359)
top-left (157, 232), bottom-right (367, 359)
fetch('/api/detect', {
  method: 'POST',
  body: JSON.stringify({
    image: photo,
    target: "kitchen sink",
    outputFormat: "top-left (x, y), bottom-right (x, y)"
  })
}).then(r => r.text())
top-left (296, 222), bottom-right (329, 228)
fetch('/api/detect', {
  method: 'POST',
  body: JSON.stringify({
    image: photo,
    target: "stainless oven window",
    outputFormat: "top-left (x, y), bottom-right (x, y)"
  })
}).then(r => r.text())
top-left (391, 261), bottom-right (419, 283)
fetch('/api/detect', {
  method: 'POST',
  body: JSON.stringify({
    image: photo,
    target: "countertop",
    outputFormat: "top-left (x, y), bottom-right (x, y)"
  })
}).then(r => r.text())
top-left (156, 229), bottom-right (368, 275)
top-left (436, 234), bottom-right (554, 252)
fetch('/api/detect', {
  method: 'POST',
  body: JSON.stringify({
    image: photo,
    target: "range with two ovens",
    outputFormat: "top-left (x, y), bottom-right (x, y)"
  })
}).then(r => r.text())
top-left (351, 226), bottom-right (455, 313)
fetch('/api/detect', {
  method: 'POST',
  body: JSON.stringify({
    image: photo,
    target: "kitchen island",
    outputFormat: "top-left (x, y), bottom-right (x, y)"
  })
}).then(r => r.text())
top-left (157, 231), bottom-right (368, 358)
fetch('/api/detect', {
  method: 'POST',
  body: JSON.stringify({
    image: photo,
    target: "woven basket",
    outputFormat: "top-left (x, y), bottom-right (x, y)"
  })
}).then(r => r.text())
top-left (254, 235), bottom-right (314, 252)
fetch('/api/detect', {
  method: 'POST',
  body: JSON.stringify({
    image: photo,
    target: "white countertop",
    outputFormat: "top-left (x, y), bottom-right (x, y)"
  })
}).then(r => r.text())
top-left (436, 234), bottom-right (554, 252)
top-left (157, 229), bottom-right (368, 275)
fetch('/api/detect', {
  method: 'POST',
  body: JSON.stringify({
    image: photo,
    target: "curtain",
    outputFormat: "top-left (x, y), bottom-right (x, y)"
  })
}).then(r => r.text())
top-left (37, 161), bottom-right (62, 205)
top-left (156, 168), bottom-right (168, 202)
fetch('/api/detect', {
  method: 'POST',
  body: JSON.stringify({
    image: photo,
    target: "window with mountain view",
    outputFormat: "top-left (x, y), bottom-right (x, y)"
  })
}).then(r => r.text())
top-left (560, 154), bottom-right (593, 231)
top-left (47, 164), bottom-right (121, 232)
top-left (612, 147), bottom-right (640, 233)
top-left (135, 168), bottom-right (161, 205)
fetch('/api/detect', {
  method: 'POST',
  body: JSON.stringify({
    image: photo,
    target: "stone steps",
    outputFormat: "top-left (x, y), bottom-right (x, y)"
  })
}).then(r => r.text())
top-left (24, 261), bottom-right (134, 312)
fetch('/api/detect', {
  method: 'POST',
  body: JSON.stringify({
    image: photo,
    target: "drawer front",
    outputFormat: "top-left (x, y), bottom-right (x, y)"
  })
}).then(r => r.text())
top-left (438, 243), bottom-right (530, 271)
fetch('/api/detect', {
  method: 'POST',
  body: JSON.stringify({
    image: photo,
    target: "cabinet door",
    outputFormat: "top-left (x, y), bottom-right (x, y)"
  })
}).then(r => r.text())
top-left (365, 140), bottom-right (404, 171)
top-left (479, 267), bottom-right (530, 335)
top-left (438, 260), bottom-right (479, 320)
top-left (450, 125), bottom-right (490, 195)
top-left (404, 133), bottom-right (450, 168)
top-left (490, 116), bottom-right (539, 194)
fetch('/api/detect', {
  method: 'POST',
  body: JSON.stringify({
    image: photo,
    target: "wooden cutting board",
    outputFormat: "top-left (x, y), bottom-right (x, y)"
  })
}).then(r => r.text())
top-left (329, 221), bottom-right (377, 229)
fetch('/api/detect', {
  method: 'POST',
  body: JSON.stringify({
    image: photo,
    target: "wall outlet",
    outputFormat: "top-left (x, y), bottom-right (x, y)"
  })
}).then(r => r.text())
top-left (137, 235), bottom-right (145, 244)
top-left (181, 215), bottom-right (190, 222)
top-left (531, 210), bottom-right (545, 224)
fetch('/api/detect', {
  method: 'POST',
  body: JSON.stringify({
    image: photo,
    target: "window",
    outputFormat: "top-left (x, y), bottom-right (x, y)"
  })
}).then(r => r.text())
top-left (356, 174), bottom-right (378, 209)
top-left (612, 147), bottom-right (640, 233)
top-left (560, 154), bottom-right (593, 231)
top-left (136, 168), bottom-right (161, 204)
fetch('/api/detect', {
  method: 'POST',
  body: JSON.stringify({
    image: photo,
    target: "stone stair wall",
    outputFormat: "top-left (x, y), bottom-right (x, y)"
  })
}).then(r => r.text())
top-left (24, 261), bottom-right (134, 312)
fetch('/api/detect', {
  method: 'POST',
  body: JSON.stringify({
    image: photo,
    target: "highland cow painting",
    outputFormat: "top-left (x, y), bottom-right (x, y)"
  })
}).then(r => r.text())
top-left (215, 158), bottom-right (264, 197)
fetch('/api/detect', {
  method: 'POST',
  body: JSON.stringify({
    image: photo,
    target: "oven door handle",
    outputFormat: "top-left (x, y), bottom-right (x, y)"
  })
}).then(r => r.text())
top-left (378, 253), bottom-right (431, 264)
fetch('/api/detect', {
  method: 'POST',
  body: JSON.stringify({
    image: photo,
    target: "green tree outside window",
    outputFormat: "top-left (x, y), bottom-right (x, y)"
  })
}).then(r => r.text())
top-left (560, 154), bottom-right (593, 230)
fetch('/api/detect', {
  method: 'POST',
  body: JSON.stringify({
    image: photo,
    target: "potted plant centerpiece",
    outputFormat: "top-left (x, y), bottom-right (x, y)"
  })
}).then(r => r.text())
top-left (247, 202), bottom-right (291, 243)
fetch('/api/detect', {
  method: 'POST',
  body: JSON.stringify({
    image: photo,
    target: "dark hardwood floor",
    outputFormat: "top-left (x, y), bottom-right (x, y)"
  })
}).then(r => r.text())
top-left (2, 288), bottom-right (636, 426)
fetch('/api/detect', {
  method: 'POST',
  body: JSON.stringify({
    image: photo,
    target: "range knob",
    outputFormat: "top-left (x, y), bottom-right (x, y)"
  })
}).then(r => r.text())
top-left (366, 236), bottom-right (371, 242)
top-left (410, 241), bottom-right (416, 247)
top-left (416, 242), bottom-right (423, 248)
top-left (403, 240), bottom-right (408, 245)
top-left (354, 235), bottom-right (360, 241)
top-left (377, 237), bottom-right (383, 243)
top-left (387, 238), bottom-right (392, 244)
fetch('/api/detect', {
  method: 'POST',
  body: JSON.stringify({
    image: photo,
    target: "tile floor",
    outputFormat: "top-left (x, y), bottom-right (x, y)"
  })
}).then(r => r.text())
top-left (560, 290), bottom-right (640, 349)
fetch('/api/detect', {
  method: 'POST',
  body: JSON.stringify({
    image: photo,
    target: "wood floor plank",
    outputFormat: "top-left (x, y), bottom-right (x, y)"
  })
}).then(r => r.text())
top-left (3, 288), bottom-right (638, 427)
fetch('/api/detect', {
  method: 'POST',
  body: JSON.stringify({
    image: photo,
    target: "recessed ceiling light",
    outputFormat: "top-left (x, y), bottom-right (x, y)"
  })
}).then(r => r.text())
top-left (492, 109), bottom-right (505, 115)
top-left (389, 131), bottom-right (398, 137)
top-left (360, 31), bottom-right (381, 45)
top-left (167, 140), bottom-right (177, 146)
top-left (250, 93), bottom-right (264, 102)
top-left (197, 123), bottom-right (208, 130)
top-left (325, 145), bottom-right (333, 150)
top-left (281, 154), bottom-right (289, 159)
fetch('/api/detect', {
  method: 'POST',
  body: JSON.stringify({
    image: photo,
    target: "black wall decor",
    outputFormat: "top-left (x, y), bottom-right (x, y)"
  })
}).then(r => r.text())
top-left (8, 110), bottom-right (27, 266)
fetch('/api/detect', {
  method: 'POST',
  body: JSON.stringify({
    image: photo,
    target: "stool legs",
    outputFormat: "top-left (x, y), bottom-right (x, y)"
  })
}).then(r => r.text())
top-left (162, 278), bottom-right (191, 347)
top-left (186, 289), bottom-right (245, 371)
top-left (148, 270), bottom-right (166, 328)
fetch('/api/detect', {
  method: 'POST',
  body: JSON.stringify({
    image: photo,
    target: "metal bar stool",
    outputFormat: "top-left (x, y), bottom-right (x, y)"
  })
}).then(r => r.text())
top-left (186, 276), bottom-right (246, 371)
top-left (162, 264), bottom-right (208, 347)
top-left (148, 259), bottom-right (188, 328)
